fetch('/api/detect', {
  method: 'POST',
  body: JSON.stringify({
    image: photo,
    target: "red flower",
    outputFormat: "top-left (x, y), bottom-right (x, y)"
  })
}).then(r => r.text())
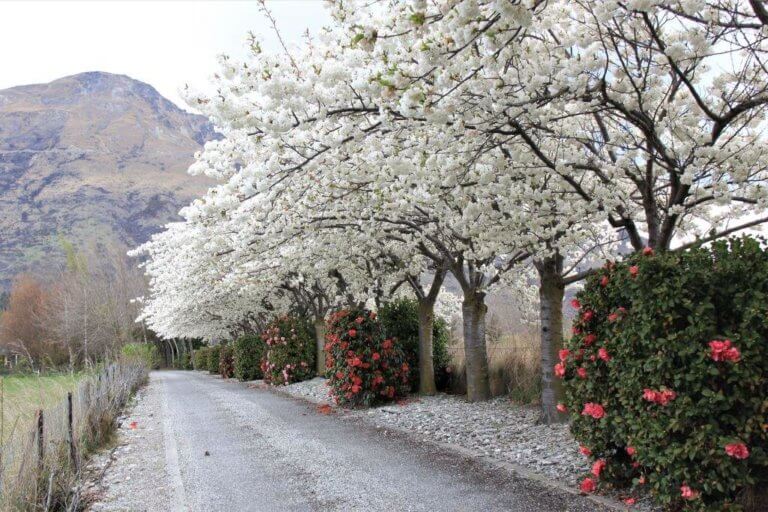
top-left (598, 347), bottom-right (611, 361)
top-left (607, 312), bottom-right (619, 322)
top-left (372, 352), bottom-right (380, 361)
top-left (382, 339), bottom-right (393, 350)
top-left (626, 446), bottom-right (636, 457)
top-left (558, 349), bottom-right (570, 361)
top-left (581, 402), bottom-right (605, 419)
top-left (642, 247), bottom-right (654, 256)
top-left (572, 326), bottom-right (582, 336)
top-left (351, 384), bottom-right (361, 393)
top-left (556, 403), bottom-right (567, 413)
top-left (351, 357), bottom-right (362, 367)
top-left (709, 339), bottom-right (740, 362)
top-left (680, 485), bottom-right (698, 500)
top-left (623, 497), bottom-right (636, 505)
top-left (643, 388), bottom-right (676, 405)
top-left (581, 310), bottom-right (594, 322)
top-left (348, 329), bottom-right (357, 338)
top-left (571, 298), bottom-right (581, 310)
top-left (583, 333), bottom-right (597, 346)
top-left (577, 367), bottom-right (588, 379)
top-left (554, 362), bottom-right (566, 378)
top-left (629, 265), bottom-right (639, 277)
top-left (725, 443), bottom-right (749, 459)
top-left (600, 275), bottom-right (609, 287)
top-left (402, 363), bottom-right (409, 372)
top-left (591, 459), bottom-right (607, 477)
top-left (580, 477), bottom-right (597, 493)
top-left (354, 316), bottom-right (364, 324)
top-left (579, 445), bottom-right (592, 456)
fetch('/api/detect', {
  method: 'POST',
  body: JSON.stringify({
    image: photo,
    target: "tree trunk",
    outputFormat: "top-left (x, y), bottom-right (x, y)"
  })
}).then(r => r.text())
top-left (416, 299), bottom-right (437, 395)
top-left (537, 254), bottom-right (567, 424)
top-left (314, 316), bottom-right (326, 376)
top-left (462, 292), bottom-right (491, 402)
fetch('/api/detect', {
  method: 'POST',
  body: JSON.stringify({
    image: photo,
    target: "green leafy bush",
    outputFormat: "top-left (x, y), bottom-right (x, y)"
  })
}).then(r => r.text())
top-left (193, 347), bottom-right (208, 370)
top-left (261, 317), bottom-right (315, 385)
top-left (379, 298), bottom-right (451, 391)
top-left (178, 352), bottom-right (192, 370)
top-left (218, 344), bottom-right (234, 378)
top-left (121, 343), bottom-right (161, 369)
top-left (561, 237), bottom-right (768, 511)
top-left (234, 335), bottom-right (265, 381)
top-left (325, 308), bottom-right (410, 407)
top-left (206, 345), bottom-right (221, 374)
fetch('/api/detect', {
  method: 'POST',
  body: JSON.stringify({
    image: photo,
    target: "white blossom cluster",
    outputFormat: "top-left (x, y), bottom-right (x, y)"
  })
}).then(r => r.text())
top-left (132, 0), bottom-right (768, 348)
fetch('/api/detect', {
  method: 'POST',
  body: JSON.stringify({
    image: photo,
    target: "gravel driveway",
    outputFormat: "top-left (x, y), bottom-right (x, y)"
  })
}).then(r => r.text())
top-left (88, 371), bottom-right (614, 512)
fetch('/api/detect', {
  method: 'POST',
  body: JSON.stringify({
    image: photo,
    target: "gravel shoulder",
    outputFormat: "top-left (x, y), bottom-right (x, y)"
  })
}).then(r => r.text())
top-left (85, 371), bottom-right (625, 512)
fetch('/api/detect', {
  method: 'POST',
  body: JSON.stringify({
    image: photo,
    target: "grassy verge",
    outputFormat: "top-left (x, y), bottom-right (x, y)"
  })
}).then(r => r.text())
top-left (0, 373), bottom-right (87, 444)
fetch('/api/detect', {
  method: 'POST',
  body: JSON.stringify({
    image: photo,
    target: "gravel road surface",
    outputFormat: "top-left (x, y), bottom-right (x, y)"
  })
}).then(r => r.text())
top-left (89, 371), bottom-right (613, 512)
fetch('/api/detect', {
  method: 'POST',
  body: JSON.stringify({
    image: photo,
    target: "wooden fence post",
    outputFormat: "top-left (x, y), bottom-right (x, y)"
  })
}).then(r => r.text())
top-left (36, 409), bottom-right (44, 473)
top-left (67, 392), bottom-right (77, 472)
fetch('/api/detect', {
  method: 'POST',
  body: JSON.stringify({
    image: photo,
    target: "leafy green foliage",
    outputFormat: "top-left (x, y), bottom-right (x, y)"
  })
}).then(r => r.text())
top-left (325, 308), bottom-right (410, 407)
top-left (206, 345), bottom-right (221, 374)
top-left (233, 335), bottom-right (265, 381)
top-left (562, 237), bottom-right (768, 511)
top-left (261, 316), bottom-right (315, 385)
top-left (120, 342), bottom-right (161, 369)
top-left (178, 351), bottom-right (192, 370)
top-left (218, 344), bottom-right (235, 378)
top-left (193, 347), bottom-right (208, 370)
top-left (379, 298), bottom-right (451, 391)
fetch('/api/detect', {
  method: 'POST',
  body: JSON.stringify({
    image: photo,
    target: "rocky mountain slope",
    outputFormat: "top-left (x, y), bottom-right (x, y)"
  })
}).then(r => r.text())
top-left (0, 72), bottom-right (215, 287)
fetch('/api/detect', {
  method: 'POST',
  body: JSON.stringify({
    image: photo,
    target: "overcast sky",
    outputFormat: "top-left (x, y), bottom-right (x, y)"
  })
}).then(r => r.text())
top-left (0, 1), bottom-right (330, 109)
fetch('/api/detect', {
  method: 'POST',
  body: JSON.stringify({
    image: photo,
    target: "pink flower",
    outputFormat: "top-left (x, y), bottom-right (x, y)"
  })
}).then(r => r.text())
top-left (571, 299), bottom-right (581, 310)
top-left (577, 367), bottom-right (588, 379)
top-left (556, 403), bottom-right (567, 413)
top-left (643, 388), bottom-right (677, 405)
top-left (591, 459), bottom-right (607, 477)
top-left (583, 333), bottom-right (597, 346)
top-left (579, 445), bottom-right (592, 456)
top-left (642, 247), bottom-right (654, 256)
top-left (372, 352), bottom-right (381, 361)
top-left (581, 402), bottom-right (605, 419)
top-left (582, 310), bottom-right (595, 322)
top-left (554, 362), bottom-right (566, 378)
top-left (709, 339), bottom-right (740, 362)
top-left (558, 349), bottom-right (570, 361)
top-left (629, 265), bottom-right (639, 277)
top-left (608, 312), bottom-right (619, 322)
top-left (725, 443), bottom-right (749, 459)
top-left (600, 275), bottom-right (609, 287)
top-left (580, 477), bottom-right (597, 493)
top-left (598, 348), bottom-right (611, 361)
top-left (623, 497), bottom-right (636, 505)
top-left (626, 446), bottom-right (636, 457)
top-left (348, 329), bottom-right (357, 338)
top-left (680, 485), bottom-right (698, 500)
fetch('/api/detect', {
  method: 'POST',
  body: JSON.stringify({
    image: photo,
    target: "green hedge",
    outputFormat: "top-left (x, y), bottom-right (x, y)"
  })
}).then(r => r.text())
top-left (379, 298), bottom-right (451, 391)
top-left (234, 335), bottom-right (265, 381)
top-left (193, 347), bottom-right (208, 370)
top-left (562, 237), bottom-right (768, 511)
top-left (206, 345), bottom-right (221, 374)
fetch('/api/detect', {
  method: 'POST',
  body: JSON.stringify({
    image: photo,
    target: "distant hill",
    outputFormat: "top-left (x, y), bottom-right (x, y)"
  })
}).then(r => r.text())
top-left (0, 71), bottom-right (216, 287)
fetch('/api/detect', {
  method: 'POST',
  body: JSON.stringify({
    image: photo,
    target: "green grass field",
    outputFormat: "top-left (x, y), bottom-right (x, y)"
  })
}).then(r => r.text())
top-left (0, 373), bottom-right (86, 443)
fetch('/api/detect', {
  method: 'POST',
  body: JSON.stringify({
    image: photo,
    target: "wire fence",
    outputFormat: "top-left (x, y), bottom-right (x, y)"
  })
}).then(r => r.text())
top-left (0, 362), bottom-right (147, 511)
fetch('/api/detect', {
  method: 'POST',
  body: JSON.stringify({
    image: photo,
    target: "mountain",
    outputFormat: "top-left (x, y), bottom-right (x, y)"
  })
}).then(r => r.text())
top-left (0, 71), bottom-right (216, 287)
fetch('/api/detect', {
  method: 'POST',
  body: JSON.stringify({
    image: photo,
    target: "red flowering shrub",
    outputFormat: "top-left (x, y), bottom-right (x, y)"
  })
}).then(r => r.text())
top-left (562, 237), bottom-right (767, 511)
top-left (325, 308), bottom-right (410, 407)
top-left (260, 316), bottom-right (315, 385)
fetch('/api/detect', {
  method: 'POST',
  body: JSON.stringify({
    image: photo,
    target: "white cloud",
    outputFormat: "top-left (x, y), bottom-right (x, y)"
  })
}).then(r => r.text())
top-left (0, 0), bottom-right (330, 109)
